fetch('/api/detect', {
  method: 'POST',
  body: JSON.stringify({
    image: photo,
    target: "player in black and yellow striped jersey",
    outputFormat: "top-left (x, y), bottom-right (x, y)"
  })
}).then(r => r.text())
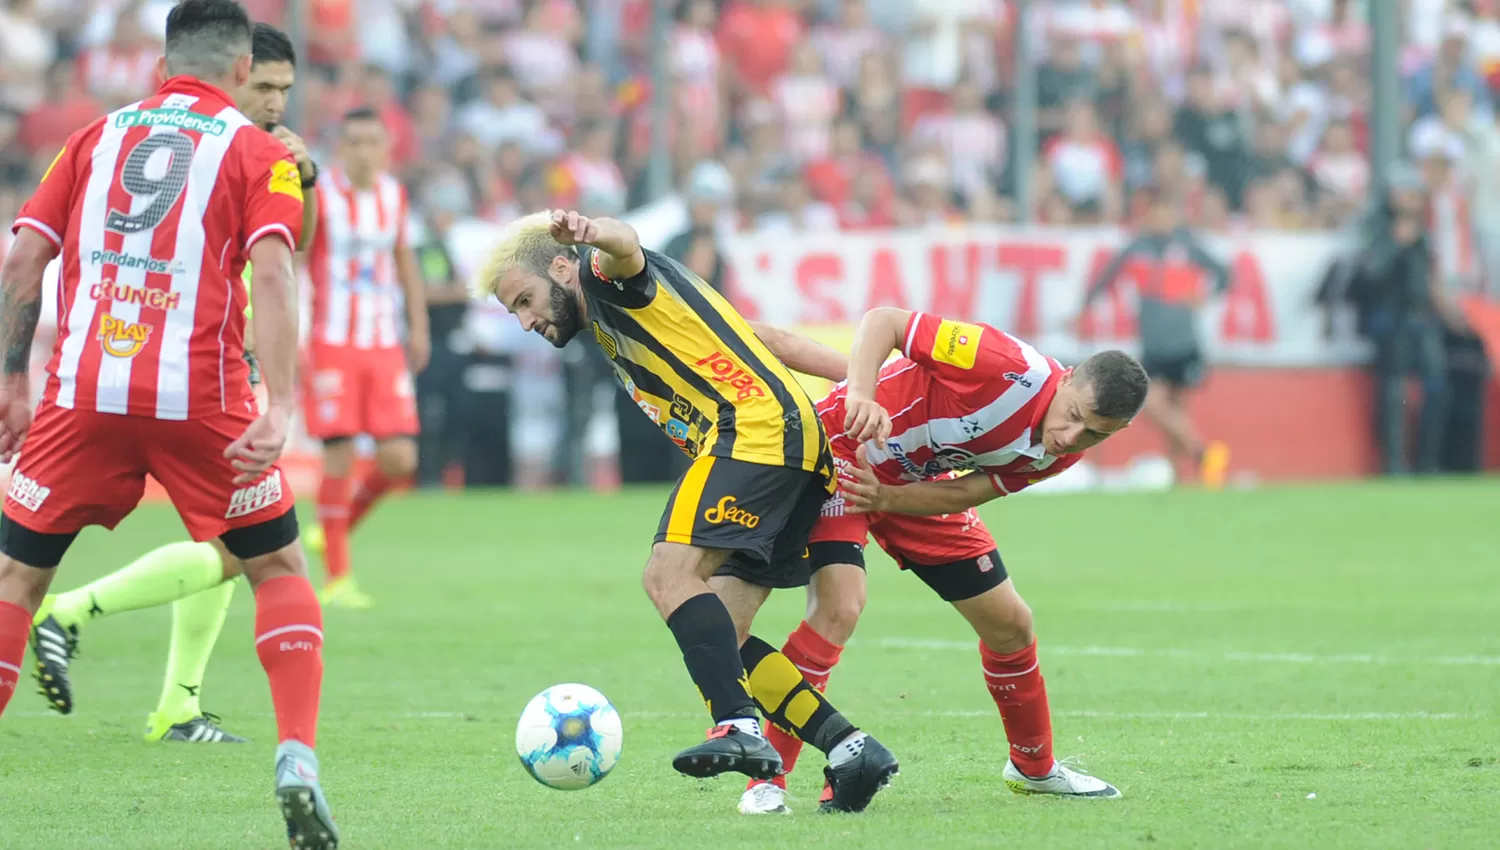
top-left (475, 210), bottom-right (897, 811)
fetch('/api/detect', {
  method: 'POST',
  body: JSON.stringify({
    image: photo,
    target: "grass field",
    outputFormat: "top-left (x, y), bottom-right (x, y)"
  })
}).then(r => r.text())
top-left (2, 479), bottom-right (1498, 849)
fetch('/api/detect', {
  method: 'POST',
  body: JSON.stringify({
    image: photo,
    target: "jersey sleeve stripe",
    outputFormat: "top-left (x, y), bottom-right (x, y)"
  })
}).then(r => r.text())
top-left (15, 217), bottom-right (62, 248)
top-left (245, 222), bottom-right (294, 252)
top-left (902, 311), bottom-right (924, 358)
top-left (990, 473), bottom-right (1012, 495)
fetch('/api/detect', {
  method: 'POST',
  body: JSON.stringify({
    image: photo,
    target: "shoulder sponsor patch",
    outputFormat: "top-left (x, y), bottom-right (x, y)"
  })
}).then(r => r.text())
top-left (931, 319), bottom-right (984, 370)
top-left (268, 159), bottom-right (303, 201)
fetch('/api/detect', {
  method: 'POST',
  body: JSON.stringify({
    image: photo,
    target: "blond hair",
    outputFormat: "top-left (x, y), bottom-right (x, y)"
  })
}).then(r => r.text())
top-left (470, 211), bottom-right (576, 300)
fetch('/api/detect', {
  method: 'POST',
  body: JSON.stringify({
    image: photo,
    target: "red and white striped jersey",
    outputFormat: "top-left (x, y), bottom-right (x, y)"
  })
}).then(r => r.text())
top-left (307, 168), bottom-right (411, 349)
top-left (819, 313), bottom-right (1080, 497)
top-left (12, 76), bottom-right (304, 420)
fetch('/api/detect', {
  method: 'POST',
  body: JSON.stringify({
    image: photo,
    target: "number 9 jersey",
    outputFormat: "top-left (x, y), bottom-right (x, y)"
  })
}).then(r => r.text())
top-left (12, 76), bottom-right (303, 421)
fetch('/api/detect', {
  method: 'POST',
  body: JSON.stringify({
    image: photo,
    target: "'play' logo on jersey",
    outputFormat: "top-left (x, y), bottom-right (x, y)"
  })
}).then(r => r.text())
top-left (695, 351), bottom-right (766, 402)
top-left (226, 470), bottom-right (283, 519)
top-left (6, 471), bottom-right (51, 512)
top-left (97, 315), bottom-right (153, 358)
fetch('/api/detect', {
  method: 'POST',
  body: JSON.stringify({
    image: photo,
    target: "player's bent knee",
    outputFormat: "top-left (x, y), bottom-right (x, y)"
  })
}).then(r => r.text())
top-left (807, 563), bottom-right (867, 645)
top-left (209, 539), bottom-right (244, 582)
top-left (375, 438), bottom-right (418, 478)
top-left (320, 437), bottom-right (357, 476)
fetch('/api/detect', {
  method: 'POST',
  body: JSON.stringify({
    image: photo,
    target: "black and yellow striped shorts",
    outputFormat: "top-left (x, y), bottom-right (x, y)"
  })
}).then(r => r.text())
top-left (653, 454), bottom-right (828, 589)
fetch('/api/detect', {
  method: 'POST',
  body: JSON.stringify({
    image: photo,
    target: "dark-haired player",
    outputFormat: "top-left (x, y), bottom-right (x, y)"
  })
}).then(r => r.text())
top-left (475, 210), bottom-right (897, 812)
top-left (302, 106), bottom-right (429, 609)
top-left (29, 21), bottom-right (324, 748)
top-left (0, 2), bottom-right (337, 846)
top-left (737, 307), bottom-right (1145, 814)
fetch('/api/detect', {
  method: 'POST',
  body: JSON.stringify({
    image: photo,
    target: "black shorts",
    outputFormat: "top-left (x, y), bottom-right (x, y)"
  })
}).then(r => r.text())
top-left (1141, 349), bottom-right (1204, 389)
top-left (655, 454), bottom-right (832, 590)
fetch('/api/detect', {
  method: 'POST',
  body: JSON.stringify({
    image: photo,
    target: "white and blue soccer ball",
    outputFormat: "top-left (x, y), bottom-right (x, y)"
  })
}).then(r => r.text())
top-left (515, 683), bottom-right (623, 790)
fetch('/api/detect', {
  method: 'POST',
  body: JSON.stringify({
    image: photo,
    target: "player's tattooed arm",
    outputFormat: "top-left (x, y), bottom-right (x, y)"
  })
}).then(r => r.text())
top-left (748, 321), bottom-right (848, 381)
top-left (841, 447), bottom-right (999, 516)
top-left (0, 228), bottom-right (57, 376)
top-left (549, 210), bottom-right (646, 280)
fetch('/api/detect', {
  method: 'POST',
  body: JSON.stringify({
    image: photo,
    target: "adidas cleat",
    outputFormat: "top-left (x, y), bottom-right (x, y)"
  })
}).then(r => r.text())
top-left (819, 734), bottom-right (898, 813)
top-left (146, 711), bottom-right (249, 743)
top-left (276, 740), bottom-right (340, 850)
top-left (672, 724), bottom-right (783, 780)
top-left (738, 782), bottom-right (791, 815)
top-left (30, 613), bottom-right (78, 715)
top-left (1004, 758), bottom-right (1122, 798)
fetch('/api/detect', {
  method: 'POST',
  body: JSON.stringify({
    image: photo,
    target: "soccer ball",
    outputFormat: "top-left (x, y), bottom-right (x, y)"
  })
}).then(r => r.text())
top-left (515, 683), bottom-right (623, 790)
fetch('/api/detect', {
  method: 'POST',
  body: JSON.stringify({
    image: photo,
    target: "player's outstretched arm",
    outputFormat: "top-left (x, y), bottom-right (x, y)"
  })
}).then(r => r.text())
top-left (747, 321), bottom-right (848, 382)
top-left (549, 210), bottom-right (645, 280)
top-left (840, 446), bottom-right (999, 516)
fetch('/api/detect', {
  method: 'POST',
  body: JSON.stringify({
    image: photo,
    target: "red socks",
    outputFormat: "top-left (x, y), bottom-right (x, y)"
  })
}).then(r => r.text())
top-left (0, 601), bottom-right (29, 718)
top-left (317, 474), bottom-right (351, 581)
top-left (756, 621), bottom-right (844, 790)
top-left (981, 639), bottom-right (1054, 777)
top-left (254, 575), bottom-right (324, 747)
top-left (348, 471), bottom-right (407, 531)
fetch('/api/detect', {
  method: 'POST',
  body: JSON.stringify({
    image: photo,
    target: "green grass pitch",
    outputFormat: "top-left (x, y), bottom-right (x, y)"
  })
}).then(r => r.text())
top-left (2, 479), bottom-right (1497, 849)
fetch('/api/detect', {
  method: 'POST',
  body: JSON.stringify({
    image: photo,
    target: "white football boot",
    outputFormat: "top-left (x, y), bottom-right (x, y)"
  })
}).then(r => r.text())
top-left (1003, 757), bottom-right (1122, 799)
top-left (738, 782), bottom-right (792, 815)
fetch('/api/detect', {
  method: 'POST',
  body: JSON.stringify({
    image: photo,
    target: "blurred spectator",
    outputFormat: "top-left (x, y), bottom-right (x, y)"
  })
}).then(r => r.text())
top-left (460, 67), bottom-right (558, 155)
top-left (1405, 17), bottom-right (1493, 122)
top-left (1355, 168), bottom-right (1447, 476)
top-left (910, 79), bottom-right (1006, 207)
top-left (718, 0), bottom-right (803, 99)
top-left (773, 39), bottom-right (840, 162)
top-left (1039, 100), bottom-right (1123, 224)
top-left (1174, 64), bottom-right (1249, 207)
top-left (18, 61), bottom-right (100, 167)
top-left (0, 0), bottom-right (58, 114)
top-left (1035, 33), bottom-right (1096, 139)
top-left (664, 161), bottom-right (735, 291)
top-left (812, 0), bottom-right (886, 91)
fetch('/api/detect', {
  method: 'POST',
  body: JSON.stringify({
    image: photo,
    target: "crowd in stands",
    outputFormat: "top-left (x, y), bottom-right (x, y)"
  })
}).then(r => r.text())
top-left (0, 0), bottom-right (1498, 240)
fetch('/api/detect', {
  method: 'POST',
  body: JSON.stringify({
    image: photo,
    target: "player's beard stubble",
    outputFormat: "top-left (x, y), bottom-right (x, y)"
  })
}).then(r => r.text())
top-left (542, 275), bottom-right (583, 349)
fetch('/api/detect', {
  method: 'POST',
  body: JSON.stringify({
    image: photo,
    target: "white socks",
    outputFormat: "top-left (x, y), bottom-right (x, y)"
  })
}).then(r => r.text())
top-left (828, 730), bottom-right (868, 767)
top-left (720, 717), bottom-right (764, 738)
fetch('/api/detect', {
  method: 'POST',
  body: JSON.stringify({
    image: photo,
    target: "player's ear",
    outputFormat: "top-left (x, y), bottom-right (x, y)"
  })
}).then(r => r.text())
top-left (233, 54), bottom-right (253, 89)
top-left (155, 55), bottom-right (169, 85)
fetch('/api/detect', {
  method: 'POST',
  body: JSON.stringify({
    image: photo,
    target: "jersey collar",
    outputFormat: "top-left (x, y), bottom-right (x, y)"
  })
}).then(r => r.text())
top-left (156, 76), bottom-right (236, 111)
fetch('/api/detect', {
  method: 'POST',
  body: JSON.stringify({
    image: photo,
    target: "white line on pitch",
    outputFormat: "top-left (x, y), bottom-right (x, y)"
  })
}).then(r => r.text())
top-left (622, 709), bottom-right (1475, 721)
top-left (5, 709), bottom-right (1477, 722)
top-left (866, 637), bottom-right (1500, 666)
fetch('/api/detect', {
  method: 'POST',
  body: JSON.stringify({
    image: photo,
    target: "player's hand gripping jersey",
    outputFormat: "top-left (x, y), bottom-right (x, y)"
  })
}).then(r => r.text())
top-left (578, 245), bottom-right (829, 479)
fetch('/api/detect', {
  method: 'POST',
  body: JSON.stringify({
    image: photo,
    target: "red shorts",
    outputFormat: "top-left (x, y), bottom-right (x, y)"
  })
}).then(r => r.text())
top-left (810, 500), bottom-right (997, 568)
top-left (302, 342), bottom-right (418, 440)
top-left (4, 401), bottom-right (295, 541)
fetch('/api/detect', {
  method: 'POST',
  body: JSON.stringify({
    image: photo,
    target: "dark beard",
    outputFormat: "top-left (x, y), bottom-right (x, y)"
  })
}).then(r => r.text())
top-left (545, 277), bottom-right (583, 348)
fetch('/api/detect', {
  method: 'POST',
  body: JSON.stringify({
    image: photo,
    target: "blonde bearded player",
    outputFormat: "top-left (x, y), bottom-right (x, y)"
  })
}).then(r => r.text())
top-left (28, 23), bottom-right (321, 744)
